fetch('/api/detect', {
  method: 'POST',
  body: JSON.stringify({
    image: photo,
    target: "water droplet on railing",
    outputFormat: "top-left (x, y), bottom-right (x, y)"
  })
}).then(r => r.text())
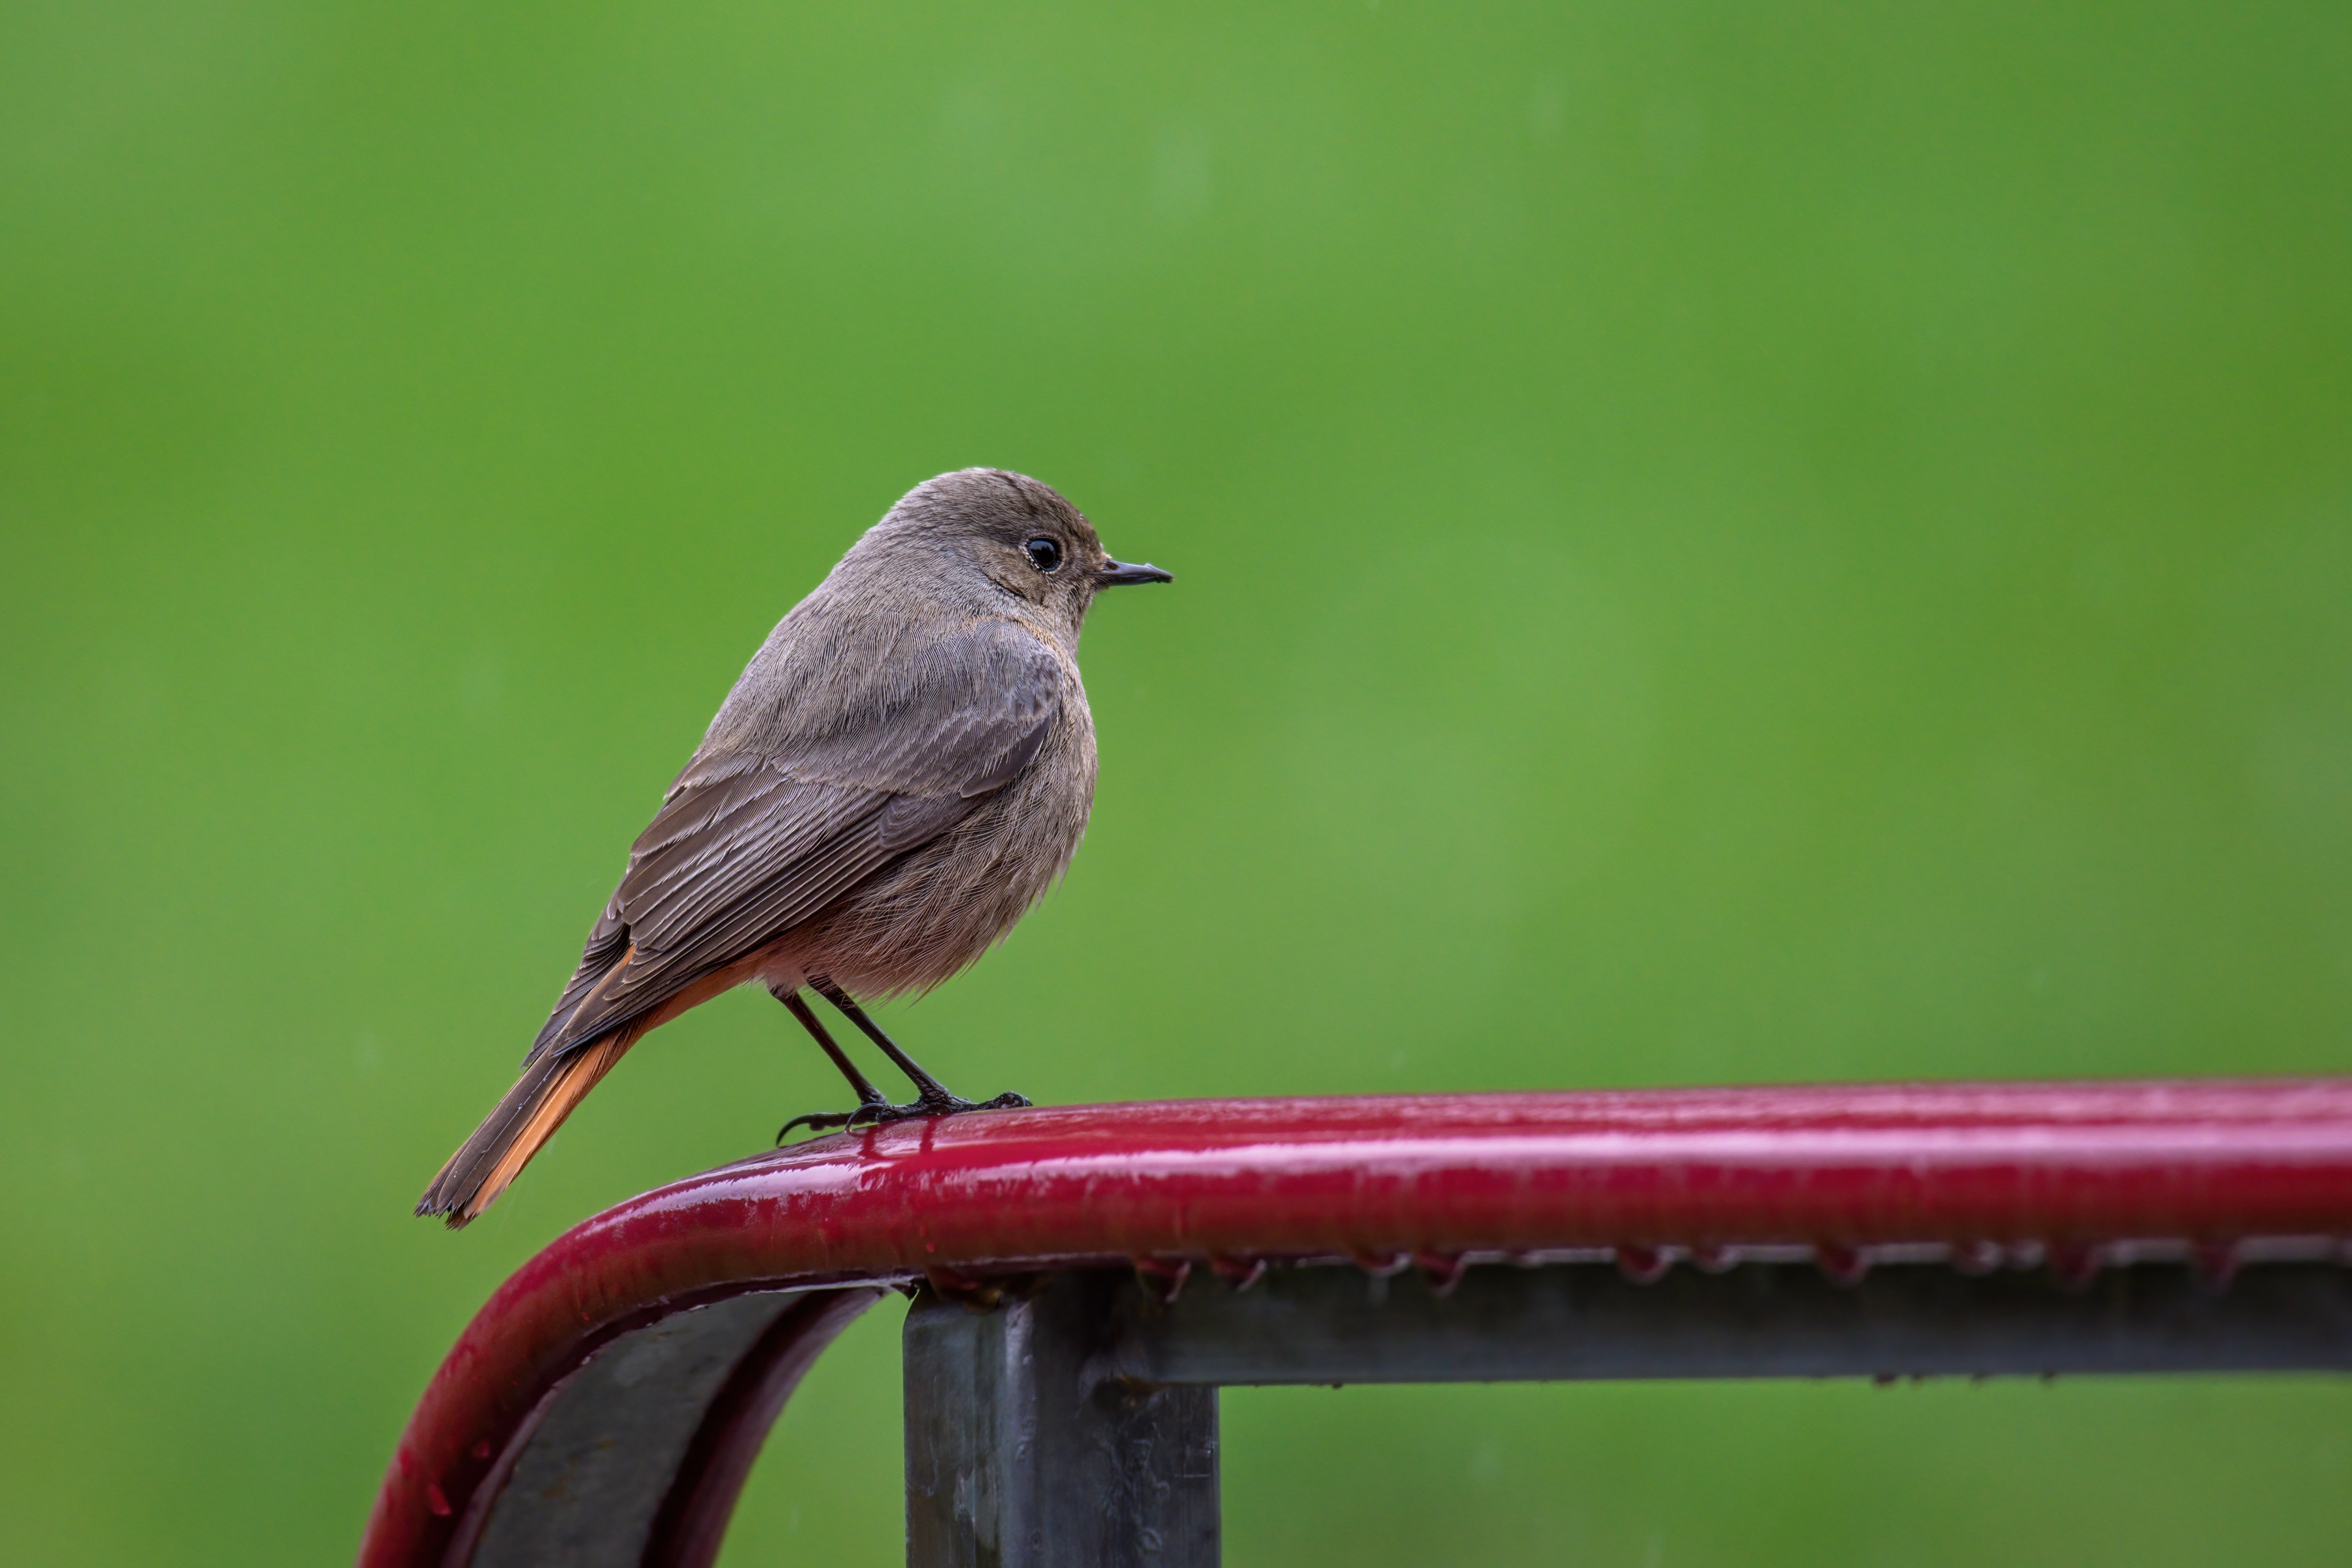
top-left (1616, 1245), bottom-right (1670, 1284)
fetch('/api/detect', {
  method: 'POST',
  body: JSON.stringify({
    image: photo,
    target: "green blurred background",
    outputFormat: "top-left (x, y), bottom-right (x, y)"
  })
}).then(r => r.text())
top-left (6, 0), bottom-right (2352, 1561)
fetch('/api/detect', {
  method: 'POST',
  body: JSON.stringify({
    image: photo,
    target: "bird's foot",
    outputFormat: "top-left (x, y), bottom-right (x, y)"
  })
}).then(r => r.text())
top-left (776, 1090), bottom-right (1031, 1144)
top-left (912, 1089), bottom-right (1033, 1117)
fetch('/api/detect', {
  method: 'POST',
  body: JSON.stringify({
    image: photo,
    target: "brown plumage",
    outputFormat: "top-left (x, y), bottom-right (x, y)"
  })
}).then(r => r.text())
top-left (417, 469), bottom-right (1171, 1226)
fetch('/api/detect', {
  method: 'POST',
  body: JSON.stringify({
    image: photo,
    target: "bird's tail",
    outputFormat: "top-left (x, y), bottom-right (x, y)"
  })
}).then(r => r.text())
top-left (415, 1027), bottom-right (640, 1228)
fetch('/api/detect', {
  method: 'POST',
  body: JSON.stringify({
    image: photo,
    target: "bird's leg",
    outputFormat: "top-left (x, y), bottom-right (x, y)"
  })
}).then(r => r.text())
top-left (810, 978), bottom-right (1032, 1119)
top-left (772, 985), bottom-right (894, 1142)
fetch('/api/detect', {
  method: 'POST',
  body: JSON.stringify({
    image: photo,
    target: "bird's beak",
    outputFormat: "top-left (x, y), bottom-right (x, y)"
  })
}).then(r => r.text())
top-left (1095, 559), bottom-right (1174, 586)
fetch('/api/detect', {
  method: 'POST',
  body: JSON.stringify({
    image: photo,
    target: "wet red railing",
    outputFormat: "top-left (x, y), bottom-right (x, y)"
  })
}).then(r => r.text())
top-left (360, 1079), bottom-right (2352, 1567)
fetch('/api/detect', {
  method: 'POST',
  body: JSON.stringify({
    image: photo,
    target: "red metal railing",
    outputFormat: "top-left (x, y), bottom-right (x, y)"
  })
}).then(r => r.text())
top-left (361, 1079), bottom-right (2352, 1567)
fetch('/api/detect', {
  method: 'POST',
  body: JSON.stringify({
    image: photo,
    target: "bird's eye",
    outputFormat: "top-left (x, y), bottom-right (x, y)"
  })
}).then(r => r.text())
top-left (1024, 536), bottom-right (1063, 573)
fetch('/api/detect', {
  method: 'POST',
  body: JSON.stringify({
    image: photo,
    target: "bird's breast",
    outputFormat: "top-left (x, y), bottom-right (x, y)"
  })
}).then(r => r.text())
top-left (798, 677), bottom-right (1096, 999)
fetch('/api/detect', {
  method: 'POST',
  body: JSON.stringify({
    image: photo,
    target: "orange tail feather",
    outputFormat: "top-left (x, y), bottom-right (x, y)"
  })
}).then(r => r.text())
top-left (415, 1027), bottom-right (639, 1228)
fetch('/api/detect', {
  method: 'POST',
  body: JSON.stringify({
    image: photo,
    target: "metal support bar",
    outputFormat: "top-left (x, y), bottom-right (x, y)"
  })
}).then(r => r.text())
top-left (904, 1275), bottom-right (1221, 1568)
top-left (903, 1261), bottom-right (2352, 1564)
top-left (1108, 1261), bottom-right (2352, 1385)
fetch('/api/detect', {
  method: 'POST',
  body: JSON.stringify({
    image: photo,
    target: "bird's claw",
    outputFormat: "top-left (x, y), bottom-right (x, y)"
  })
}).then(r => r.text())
top-left (775, 1090), bottom-right (1032, 1144)
top-left (775, 1103), bottom-right (883, 1143)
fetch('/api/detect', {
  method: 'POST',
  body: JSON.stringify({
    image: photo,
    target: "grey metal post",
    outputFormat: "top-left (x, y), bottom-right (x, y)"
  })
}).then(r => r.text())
top-left (903, 1274), bottom-right (1220, 1568)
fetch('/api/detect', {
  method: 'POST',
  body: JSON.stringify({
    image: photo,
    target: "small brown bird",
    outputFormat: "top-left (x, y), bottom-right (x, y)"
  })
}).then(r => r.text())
top-left (417, 469), bottom-right (1171, 1227)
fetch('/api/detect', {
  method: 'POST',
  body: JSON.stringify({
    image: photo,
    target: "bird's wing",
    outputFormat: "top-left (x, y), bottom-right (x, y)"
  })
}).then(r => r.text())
top-left (524, 622), bottom-right (1062, 1064)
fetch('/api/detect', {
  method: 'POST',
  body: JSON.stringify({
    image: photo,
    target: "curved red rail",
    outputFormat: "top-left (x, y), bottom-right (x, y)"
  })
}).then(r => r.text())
top-left (361, 1080), bottom-right (2352, 1565)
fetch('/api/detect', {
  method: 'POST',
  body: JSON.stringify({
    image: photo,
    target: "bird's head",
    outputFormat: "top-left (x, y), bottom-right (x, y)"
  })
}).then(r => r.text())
top-left (862, 468), bottom-right (1172, 642)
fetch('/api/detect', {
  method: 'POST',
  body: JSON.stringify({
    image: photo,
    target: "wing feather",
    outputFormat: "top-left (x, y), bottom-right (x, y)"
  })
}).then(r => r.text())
top-left (524, 623), bottom-right (1062, 1064)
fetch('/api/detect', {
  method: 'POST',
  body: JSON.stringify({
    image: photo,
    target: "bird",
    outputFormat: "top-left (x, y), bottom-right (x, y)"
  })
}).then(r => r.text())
top-left (416, 468), bottom-right (1172, 1227)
